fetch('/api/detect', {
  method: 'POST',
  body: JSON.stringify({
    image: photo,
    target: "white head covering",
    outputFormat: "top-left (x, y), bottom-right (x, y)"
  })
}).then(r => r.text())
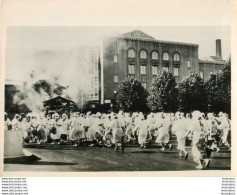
top-left (96, 112), bottom-right (101, 117)
top-left (207, 113), bottom-right (214, 119)
top-left (124, 112), bottom-right (130, 117)
top-left (62, 113), bottom-right (68, 118)
top-left (192, 110), bottom-right (201, 119)
top-left (175, 112), bottom-right (180, 119)
top-left (218, 112), bottom-right (223, 117)
top-left (186, 113), bottom-right (190, 119)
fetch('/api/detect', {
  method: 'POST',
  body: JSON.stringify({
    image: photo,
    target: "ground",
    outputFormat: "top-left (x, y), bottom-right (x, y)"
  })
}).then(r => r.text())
top-left (4, 144), bottom-right (231, 172)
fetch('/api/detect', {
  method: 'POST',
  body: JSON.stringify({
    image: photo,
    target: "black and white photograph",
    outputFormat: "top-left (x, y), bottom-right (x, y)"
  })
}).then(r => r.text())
top-left (3, 26), bottom-right (231, 172)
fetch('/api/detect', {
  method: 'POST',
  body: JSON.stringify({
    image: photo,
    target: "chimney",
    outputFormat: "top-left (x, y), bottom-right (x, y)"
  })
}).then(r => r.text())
top-left (216, 39), bottom-right (222, 58)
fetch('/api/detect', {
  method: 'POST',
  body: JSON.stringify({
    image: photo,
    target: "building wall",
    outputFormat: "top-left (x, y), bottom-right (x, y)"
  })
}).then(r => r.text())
top-left (199, 62), bottom-right (224, 81)
top-left (103, 38), bottom-right (199, 100)
top-left (85, 47), bottom-right (101, 102)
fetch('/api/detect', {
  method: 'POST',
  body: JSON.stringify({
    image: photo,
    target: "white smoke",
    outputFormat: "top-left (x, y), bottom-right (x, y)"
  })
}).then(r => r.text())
top-left (13, 47), bottom-right (94, 113)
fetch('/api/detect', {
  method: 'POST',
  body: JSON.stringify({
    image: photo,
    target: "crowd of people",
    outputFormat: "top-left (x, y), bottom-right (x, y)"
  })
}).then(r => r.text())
top-left (4, 110), bottom-right (231, 169)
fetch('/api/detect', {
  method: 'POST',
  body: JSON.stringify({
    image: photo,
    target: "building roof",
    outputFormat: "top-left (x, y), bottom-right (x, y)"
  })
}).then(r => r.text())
top-left (120, 30), bottom-right (156, 41)
top-left (5, 79), bottom-right (22, 85)
top-left (114, 30), bottom-right (199, 47)
top-left (199, 59), bottom-right (226, 65)
top-left (43, 96), bottom-right (75, 105)
top-left (199, 56), bottom-right (226, 65)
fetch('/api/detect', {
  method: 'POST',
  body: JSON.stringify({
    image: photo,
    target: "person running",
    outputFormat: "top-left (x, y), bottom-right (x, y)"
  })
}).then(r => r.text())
top-left (155, 113), bottom-right (172, 151)
top-left (108, 113), bottom-right (124, 153)
top-left (206, 113), bottom-right (220, 152)
top-left (58, 114), bottom-right (70, 144)
top-left (4, 112), bottom-right (11, 131)
top-left (172, 113), bottom-right (190, 159)
top-left (189, 111), bottom-right (210, 169)
top-left (70, 112), bottom-right (84, 146)
top-left (50, 113), bottom-right (61, 144)
top-left (37, 114), bottom-right (48, 144)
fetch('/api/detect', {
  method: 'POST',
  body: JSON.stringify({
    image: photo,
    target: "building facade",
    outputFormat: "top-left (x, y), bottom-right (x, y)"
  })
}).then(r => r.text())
top-left (102, 30), bottom-right (226, 104)
top-left (5, 30), bottom-right (227, 114)
top-left (84, 47), bottom-right (101, 102)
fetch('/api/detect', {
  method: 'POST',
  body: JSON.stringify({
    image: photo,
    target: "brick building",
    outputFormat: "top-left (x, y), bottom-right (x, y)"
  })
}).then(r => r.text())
top-left (5, 30), bottom-right (227, 113)
top-left (101, 30), bottom-right (226, 105)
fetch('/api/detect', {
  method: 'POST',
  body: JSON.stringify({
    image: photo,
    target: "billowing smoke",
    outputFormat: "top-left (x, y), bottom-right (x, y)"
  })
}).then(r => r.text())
top-left (7, 27), bottom-right (122, 114)
top-left (13, 47), bottom-right (97, 113)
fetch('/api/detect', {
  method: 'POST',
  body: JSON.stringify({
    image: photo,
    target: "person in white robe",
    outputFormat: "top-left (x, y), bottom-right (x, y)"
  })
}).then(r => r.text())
top-left (11, 114), bottom-right (20, 131)
top-left (36, 114), bottom-right (48, 144)
top-left (172, 115), bottom-right (190, 159)
top-left (155, 113), bottom-right (172, 151)
top-left (189, 111), bottom-right (210, 169)
top-left (206, 113), bottom-right (219, 152)
top-left (108, 114), bottom-right (124, 151)
top-left (70, 113), bottom-right (85, 146)
top-left (44, 114), bottom-right (52, 142)
top-left (217, 113), bottom-right (230, 148)
top-left (20, 117), bottom-right (32, 143)
top-left (4, 113), bottom-right (11, 131)
top-left (50, 113), bottom-right (61, 144)
top-left (30, 115), bottom-right (39, 143)
top-left (134, 118), bottom-right (151, 148)
top-left (124, 113), bottom-right (136, 142)
top-left (88, 113), bottom-right (103, 146)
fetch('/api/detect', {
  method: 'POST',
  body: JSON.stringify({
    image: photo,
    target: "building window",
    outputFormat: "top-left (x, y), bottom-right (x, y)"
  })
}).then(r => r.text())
top-left (152, 66), bottom-right (158, 75)
top-left (114, 75), bottom-right (118, 83)
top-left (114, 55), bottom-right (118, 63)
top-left (128, 49), bottom-right (135, 58)
top-left (152, 51), bottom-right (158, 60)
top-left (187, 60), bottom-right (191, 68)
top-left (128, 64), bottom-right (135, 74)
top-left (173, 53), bottom-right (180, 61)
top-left (200, 71), bottom-right (204, 79)
top-left (174, 68), bottom-right (179, 76)
top-left (140, 65), bottom-right (146, 75)
top-left (163, 52), bottom-right (169, 60)
top-left (164, 67), bottom-right (169, 72)
top-left (141, 83), bottom-right (147, 89)
top-left (140, 50), bottom-right (147, 59)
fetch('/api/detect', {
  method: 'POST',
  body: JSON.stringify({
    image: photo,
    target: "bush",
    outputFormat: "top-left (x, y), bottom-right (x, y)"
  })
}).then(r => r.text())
top-left (116, 78), bottom-right (148, 112)
top-left (147, 69), bottom-right (178, 112)
top-left (178, 73), bottom-right (207, 112)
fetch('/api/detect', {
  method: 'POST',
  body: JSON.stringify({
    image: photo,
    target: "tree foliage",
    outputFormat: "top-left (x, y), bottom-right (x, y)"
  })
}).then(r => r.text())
top-left (178, 73), bottom-right (207, 112)
top-left (116, 78), bottom-right (148, 112)
top-left (52, 84), bottom-right (67, 96)
top-left (205, 56), bottom-right (231, 115)
top-left (147, 69), bottom-right (178, 112)
top-left (33, 80), bottom-right (52, 96)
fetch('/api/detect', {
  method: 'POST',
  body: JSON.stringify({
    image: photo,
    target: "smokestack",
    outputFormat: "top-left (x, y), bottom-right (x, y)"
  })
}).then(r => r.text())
top-left (216, 39), bottom-right (222, 58)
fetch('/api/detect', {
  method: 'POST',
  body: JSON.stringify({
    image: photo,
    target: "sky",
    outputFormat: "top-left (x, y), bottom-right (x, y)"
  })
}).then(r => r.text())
top-left (5, 26), bottom-right (230, 81)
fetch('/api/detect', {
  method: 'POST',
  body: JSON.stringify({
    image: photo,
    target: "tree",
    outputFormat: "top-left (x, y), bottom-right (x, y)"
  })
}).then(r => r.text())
top-left (52, 84), bottom-right (67, 96)
top-left (116, 78), bottom-right (148, 112)
top-left (205, 56), bottom-right (231, 115)
top-left (33, 80), bottom-right (52, 96)
top-left (178, 73), bottom-right (207, 112)
top-left (219, 57), bottom-right (231, 115)
top-left (147, 69), bottom-right (178, 112)
top-left (205, 73), bottom-right (220, 113)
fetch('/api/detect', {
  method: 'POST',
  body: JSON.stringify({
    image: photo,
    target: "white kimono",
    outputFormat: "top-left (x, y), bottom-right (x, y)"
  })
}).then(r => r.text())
top-left (109, 118), bottom-right (123, 144)
top-left (155, 117), bottom-right (171, 144)
top-left (189, 119), bottom-right (203, 163)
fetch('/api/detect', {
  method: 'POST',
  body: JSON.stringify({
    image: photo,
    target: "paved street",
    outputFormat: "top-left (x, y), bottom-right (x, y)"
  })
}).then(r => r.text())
top-left (4, 144), bottom-right (231, 172)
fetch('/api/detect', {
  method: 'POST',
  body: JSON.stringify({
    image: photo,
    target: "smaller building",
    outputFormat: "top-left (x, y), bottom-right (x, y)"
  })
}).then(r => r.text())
top-left (198, 39), bottom-right (226, 81)
top-left (43, 96), bottom-right (76, 117)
